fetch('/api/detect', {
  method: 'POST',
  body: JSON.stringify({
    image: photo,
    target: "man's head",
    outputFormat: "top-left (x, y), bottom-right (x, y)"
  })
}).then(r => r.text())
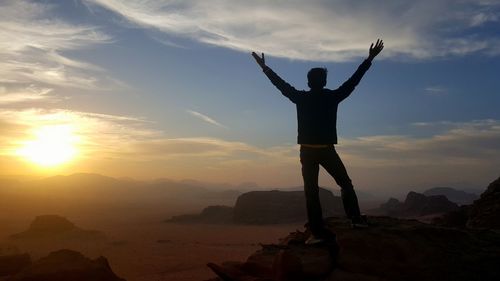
top-left (307, 67), bottom-right (327, 90)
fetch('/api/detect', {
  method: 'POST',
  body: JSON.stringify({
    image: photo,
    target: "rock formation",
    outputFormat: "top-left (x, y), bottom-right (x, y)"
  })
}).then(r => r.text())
top-left (4, 249), bottom-right (125, 281)
top-left (404, 191), bottom-right (459, 216)
top-left (233, 188), bottom-right (343, 224)
top-left (377, 197), bottom-right (400, 213)
top-left (9, 215), bottom-right (105, 240)
top-left (206, 226), bottom-right (338, 281)
top-left (167, 188), bottom-right (343, 224)
top-left (372, 191), bottom-right (459, 218)
top-left (434, 176), bottom-right (500, 229)
top-left (205, 216), bottom-right (500, 281)
top-left (167, 205), bottom-right (234, 223)
top-left (423, 187), bottom-right (478, 205)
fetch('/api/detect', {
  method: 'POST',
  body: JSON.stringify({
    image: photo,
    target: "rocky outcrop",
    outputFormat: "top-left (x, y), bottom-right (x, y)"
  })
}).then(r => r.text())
top-left (377, 197), bottom-right (401, 213)
top-left (233, 188), bottom-right (343, 224)
top-left (423, 187), bottom-right (478, 205)
top-left (467, 176), bottom-right (500, 229)
top-left (372, 191), bottom-right (459, 218)
top-left (167, 205), bottom-right (234, 223)
top-left (9, 215), bottom-right (105, 240)
top-left (206, 226), bottom-right (338, 281)
top-left (4, 249), bottom-right (125, 281)
top-left (205, 216), bottom-right (500, 281)
top-left (405, 191), bottom-right (459, 216)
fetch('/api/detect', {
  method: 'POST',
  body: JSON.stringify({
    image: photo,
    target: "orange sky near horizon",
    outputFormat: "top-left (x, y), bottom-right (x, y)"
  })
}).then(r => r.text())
top-left (1, 108), bottom-right (497, 193)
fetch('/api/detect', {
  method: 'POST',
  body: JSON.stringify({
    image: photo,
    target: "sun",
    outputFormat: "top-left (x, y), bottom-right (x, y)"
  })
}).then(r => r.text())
top-left (17, 125), bottom-right (79, 167)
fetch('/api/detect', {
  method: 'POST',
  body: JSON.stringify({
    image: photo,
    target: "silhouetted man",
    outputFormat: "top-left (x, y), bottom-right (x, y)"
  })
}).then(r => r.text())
top-left (252, 39), bottom-right (384, 244)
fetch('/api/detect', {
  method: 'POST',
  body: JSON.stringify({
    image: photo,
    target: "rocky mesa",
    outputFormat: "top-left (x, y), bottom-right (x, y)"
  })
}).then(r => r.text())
top-left (167, 188), bottom-right (344, 224)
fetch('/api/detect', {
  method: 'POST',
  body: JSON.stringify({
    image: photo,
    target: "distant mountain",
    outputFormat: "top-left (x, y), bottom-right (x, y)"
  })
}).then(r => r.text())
top-left (177, 178), bottom-right (258, 190)
top-left (423, 187), bottom-right (478, 205)
top-left (1, 173), bottom-right (241, 202)
top-left (370, 191), bottom-right (459, 218)
top-left (0, 173), bottom-right (241, 219)
top-left (274, 186), bottom-right (378, 201)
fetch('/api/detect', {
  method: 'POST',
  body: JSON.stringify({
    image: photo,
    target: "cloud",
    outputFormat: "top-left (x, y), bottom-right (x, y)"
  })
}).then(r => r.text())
top-left (0, 108), bottom-right (152, 157)
top-left (470, 12), bottom-right (498, 27)
top-left (0, 0), bottom-right (116, 93)
top-left (187, 109), bottom-right (227, 128)
top-left (0, 85), bottom-right (56, 104)
top-left (338, 119), bottom-right (500, 168)
top-left (424, 86), bottom-right (448, 96)
top-left (86, 0), bottom-right (500, 61)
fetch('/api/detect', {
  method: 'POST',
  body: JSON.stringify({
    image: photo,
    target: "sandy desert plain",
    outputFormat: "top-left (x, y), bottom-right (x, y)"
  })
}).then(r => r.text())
top-left (0, 192), bottom-right (303, 281)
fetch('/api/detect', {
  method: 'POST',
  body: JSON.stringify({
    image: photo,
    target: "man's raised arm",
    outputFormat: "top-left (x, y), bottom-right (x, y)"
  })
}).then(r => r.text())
top-left (251, 52), bottom-right (299, 103)
top-left (336, 39), bottom-right (384, 101)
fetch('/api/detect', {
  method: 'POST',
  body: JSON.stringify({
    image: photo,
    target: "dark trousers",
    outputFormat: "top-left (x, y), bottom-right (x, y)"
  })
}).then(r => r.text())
top-left (300, 145), bottom-right (361, 235)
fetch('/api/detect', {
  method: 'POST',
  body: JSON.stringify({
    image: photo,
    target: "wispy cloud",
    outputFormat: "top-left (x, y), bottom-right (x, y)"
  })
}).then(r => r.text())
top-left (470, 12), bottom-right (498, 27)
top-left (0, 0), bottom-right (116, 93)
top-left (0, 85), bottom-right (56, 104)
top-left (86, 0), bottom-right (500, 61)
top-left (339, 119), bottom-right (500, 168)
top-left (424, 86), bottom-right (448, 95)
top-left (187, 109), bottom-right (227, 128)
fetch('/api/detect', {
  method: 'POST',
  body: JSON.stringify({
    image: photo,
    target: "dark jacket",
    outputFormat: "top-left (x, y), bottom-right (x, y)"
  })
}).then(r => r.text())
top-left (263, 59), bottom-right (372, 144)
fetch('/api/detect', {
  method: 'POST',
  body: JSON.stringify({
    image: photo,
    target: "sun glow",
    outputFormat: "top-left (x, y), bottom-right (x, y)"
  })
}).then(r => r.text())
top-left (17, 125), bottom-right (79, 167)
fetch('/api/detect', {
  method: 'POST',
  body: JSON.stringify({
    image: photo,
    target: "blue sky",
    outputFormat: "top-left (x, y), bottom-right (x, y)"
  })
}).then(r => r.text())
top-left (1, 0), bottom-right (499, 196)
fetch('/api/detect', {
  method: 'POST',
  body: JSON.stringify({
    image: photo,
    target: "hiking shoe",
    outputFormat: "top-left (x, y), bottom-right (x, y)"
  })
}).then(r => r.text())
top-left (351, 215), bottom-right (369, 228)
top-left (305, 235), bottom-right (325, 245)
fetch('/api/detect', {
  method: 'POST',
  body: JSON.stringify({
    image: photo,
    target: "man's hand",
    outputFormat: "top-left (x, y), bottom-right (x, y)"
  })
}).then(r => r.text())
top-left (368, 39), bottom-right (384, 61)
top-left (252, 52), bottom-right (266, 69)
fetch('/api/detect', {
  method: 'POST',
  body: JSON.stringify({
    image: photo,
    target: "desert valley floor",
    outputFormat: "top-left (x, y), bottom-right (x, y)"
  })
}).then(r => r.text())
top-left (1, 216), bottom-right (303, 281)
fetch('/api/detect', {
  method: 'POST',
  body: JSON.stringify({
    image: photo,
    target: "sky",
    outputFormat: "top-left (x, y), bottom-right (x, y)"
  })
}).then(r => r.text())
top-left (0, 0), bottom-right (499, 195)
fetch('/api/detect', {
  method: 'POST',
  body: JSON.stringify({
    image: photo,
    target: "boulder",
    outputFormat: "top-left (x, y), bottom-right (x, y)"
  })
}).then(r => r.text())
top-left (6, 249), bottom-right (125, 281)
